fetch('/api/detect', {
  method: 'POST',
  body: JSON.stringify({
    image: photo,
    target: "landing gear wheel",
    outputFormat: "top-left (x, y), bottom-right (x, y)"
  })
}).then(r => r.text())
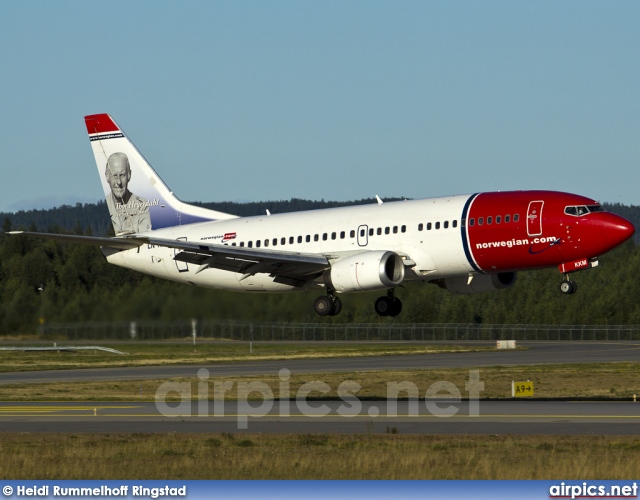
top-left (375, 296), bottom-right (391, 317)
top-left (375, 296), bottom-right (403, 317)
top-left (560, 280), bottom-right (577, 295)
top-left (314, 295), bottom-right (335, 316)
top-left (388, 298), bottom-right (402, 317)
top-left (332, 296), bottom-right (343, 316)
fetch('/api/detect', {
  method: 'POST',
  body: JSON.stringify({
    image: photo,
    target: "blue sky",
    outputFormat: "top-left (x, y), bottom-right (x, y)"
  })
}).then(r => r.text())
top-left (1, 1), bottom-right (639, 212)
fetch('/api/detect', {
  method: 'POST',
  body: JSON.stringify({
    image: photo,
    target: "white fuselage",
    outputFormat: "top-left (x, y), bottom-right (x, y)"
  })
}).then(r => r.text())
top-left (105, 196), bottom-right (473, 292)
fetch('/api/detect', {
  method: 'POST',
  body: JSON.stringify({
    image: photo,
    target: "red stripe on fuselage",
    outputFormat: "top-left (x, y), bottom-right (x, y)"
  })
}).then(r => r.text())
top-left (467, 191), bottom-right (598, 272)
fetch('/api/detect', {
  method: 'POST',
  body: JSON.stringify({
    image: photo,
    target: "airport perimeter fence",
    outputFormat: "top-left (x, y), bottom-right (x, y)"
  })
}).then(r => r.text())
top-left (36, 321), bottom-right (640, 342)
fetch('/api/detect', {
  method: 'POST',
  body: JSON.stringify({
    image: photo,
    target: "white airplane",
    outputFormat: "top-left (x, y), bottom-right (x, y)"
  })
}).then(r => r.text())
top-left (12, 114), bottom-right (635, 317)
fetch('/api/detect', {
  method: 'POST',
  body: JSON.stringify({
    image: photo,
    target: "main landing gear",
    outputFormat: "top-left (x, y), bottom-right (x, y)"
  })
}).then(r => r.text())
top-left (374, 289), bottom-right (402, 317)
top-left (314, 293), bottom-right (343, 317)
top-left (313, 289), bottom-right (403, 317)
top-left (559, 275), bottom-right (578, 295)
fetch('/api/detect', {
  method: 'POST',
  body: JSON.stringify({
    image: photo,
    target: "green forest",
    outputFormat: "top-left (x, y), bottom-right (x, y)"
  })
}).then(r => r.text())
top-left (1, 199), bottom-right (639, 334)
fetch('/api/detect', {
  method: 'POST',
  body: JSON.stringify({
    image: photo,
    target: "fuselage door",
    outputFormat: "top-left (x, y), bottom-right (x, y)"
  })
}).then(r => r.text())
top-left (175, 236), bottom-right (188, 272)
top-left (357, 224), bottom-right (369, 247)
top-left (526, 201), bottom-right (544, 237)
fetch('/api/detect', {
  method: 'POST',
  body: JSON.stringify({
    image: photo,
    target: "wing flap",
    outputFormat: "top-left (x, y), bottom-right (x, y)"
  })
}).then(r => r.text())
top-left (148, 236), bottom-right (330, 283)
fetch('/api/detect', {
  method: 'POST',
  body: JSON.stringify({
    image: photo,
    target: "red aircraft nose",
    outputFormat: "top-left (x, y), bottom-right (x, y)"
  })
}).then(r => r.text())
top-left (604, 214), bottom-right (635, 248)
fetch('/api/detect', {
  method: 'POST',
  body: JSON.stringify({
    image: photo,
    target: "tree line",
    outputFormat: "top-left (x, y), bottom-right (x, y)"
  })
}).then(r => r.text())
top-left (0, 200), bottom-right (639, 334)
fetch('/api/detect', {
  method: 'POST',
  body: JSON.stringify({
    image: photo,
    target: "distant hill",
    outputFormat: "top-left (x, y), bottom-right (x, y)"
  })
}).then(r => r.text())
top-left (2, 198), bottom-right (639, 243)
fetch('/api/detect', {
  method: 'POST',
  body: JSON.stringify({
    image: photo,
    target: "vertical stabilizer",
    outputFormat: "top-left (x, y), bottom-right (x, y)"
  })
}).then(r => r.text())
top-left (85, 114), bottom-right (236, 235)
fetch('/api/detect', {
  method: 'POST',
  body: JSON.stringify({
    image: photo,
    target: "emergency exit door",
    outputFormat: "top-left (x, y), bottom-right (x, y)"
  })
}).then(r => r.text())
top-left (526, 201), bottom-right (544, 237)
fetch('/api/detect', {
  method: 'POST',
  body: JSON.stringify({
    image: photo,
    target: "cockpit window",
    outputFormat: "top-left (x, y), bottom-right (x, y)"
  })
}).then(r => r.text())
top-left (564, 205), bottom-right (605, 217)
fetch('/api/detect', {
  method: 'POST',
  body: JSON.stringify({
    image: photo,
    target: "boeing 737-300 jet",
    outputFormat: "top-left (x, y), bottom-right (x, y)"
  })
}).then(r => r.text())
top-left (11, 114), bottom-right (635, 317)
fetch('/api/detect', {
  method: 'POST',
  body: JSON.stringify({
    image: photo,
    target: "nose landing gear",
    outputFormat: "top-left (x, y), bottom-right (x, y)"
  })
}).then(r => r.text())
top-left (560, 275), bottom-right (578, 295)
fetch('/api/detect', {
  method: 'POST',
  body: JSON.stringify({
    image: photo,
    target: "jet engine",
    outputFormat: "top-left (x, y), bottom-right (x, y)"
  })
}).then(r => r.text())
top-left (326, 251), bottom-right (405, 292)
top-left (437, 272), bottom-right (517, 294)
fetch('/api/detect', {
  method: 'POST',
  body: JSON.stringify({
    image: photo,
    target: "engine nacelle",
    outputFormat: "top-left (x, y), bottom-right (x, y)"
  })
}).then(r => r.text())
top-left (326, 251), bottom-right (405, 292)
top-left (437, 272), bottom-right (517, 294)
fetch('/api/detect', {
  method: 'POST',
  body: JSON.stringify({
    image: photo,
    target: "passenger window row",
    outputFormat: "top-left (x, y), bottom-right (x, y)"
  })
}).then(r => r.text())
top-left (229, 225), bottom-right (407, 248)
top-left (417, 220), bottom-right (458, 231)
top-left (468, 214), bottom-right (519, 227)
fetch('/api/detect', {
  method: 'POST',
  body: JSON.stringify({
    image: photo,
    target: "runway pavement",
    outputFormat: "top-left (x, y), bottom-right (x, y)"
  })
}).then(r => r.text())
top-left (0, 341), bottom-right (639, 385)
top-left (0, 400), bottom-right (638, 435)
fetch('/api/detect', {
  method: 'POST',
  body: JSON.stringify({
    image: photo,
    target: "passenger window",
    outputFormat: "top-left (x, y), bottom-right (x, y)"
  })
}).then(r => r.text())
top-left (248, 241), bottom-right (253, 248)
top-left (469, 218), bottom-right (475, 226)
top-left (322, 233), bottom-right (327, 241)
top-left (393, 226), bottom-right (398, 234)
top-left (331, 232), bottom-right (336, 240)
top-left (350, 230), bottom-right (356, 238)
top-left (385, 227), bottom-right (390, 234)
top-left (513, 214), bottom-right (519, 222)
top-left (273, 238), bottom-right (278, 246)
top-left (505, 215), bottom-right (510, 223)
top-left (369, 228), bottom-right (374, 236)
top-left (289, 237), bottom-right (294, 244)
top-left (256, 240), bottom-right (261, 248)
top-left (435, 222), bottom-right (441, 230)
top-left (360, 229), bottom-right (365, 237)
top-left (496, 216), bottom-right (501, 224)
top-left (281, 237), bottom-right (285, 245)
top-left (340, 231), bottom-right (345, 239)
top-left (232, 242), bottom-right (236, 246)
top-left (478, 217), bottom-right (484, 226)
top-left (264, 239), bottom-right (269, 247)
top-left (306, 235), bottom-right (310, 243)
top-left (418, 223), bottom-right (423, 231)
top-left (487, 216), bottom-right (492, 225)
top-left (401, 225), bottom-right (406, 233)
top-left (298, 236), bottom-right (303, 243)
top-left (377, 227), bottom-right (382, 235)
top-left (453, 220), bottom-right (458, 228)
top-left (314, 234), bottom-right (319, 242)
top-left (240, 242), bottom-right (245, 247)
top-left (427, 222), bottom-right (432, 230)
top-left (444, 221), bottom-right (449, 229)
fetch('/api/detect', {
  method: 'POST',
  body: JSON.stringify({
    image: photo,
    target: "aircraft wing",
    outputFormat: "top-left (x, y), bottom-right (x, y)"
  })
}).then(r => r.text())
top-left (9, 231), bottom-right (329, 287)
top-left (7, 231), bottom-right (146, 250)
top-left (146, 236), bottom-right (330, 287)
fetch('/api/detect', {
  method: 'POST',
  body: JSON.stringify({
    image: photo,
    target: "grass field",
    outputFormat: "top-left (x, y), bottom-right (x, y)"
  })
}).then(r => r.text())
top-left (1, 362), bottom-right (638, 401)
top-left (0, 342), bottom-right (490, 372)
top-left (1, 433), bottom-right (639, 479)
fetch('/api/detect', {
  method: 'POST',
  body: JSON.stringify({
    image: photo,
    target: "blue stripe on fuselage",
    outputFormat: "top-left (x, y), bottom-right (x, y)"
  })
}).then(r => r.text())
top-left (461, 193), bottom-right (482, 272)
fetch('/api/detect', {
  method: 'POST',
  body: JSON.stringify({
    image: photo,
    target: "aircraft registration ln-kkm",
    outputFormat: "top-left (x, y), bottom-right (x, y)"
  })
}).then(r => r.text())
top-left (11, 114), bottom-right (635, 317)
